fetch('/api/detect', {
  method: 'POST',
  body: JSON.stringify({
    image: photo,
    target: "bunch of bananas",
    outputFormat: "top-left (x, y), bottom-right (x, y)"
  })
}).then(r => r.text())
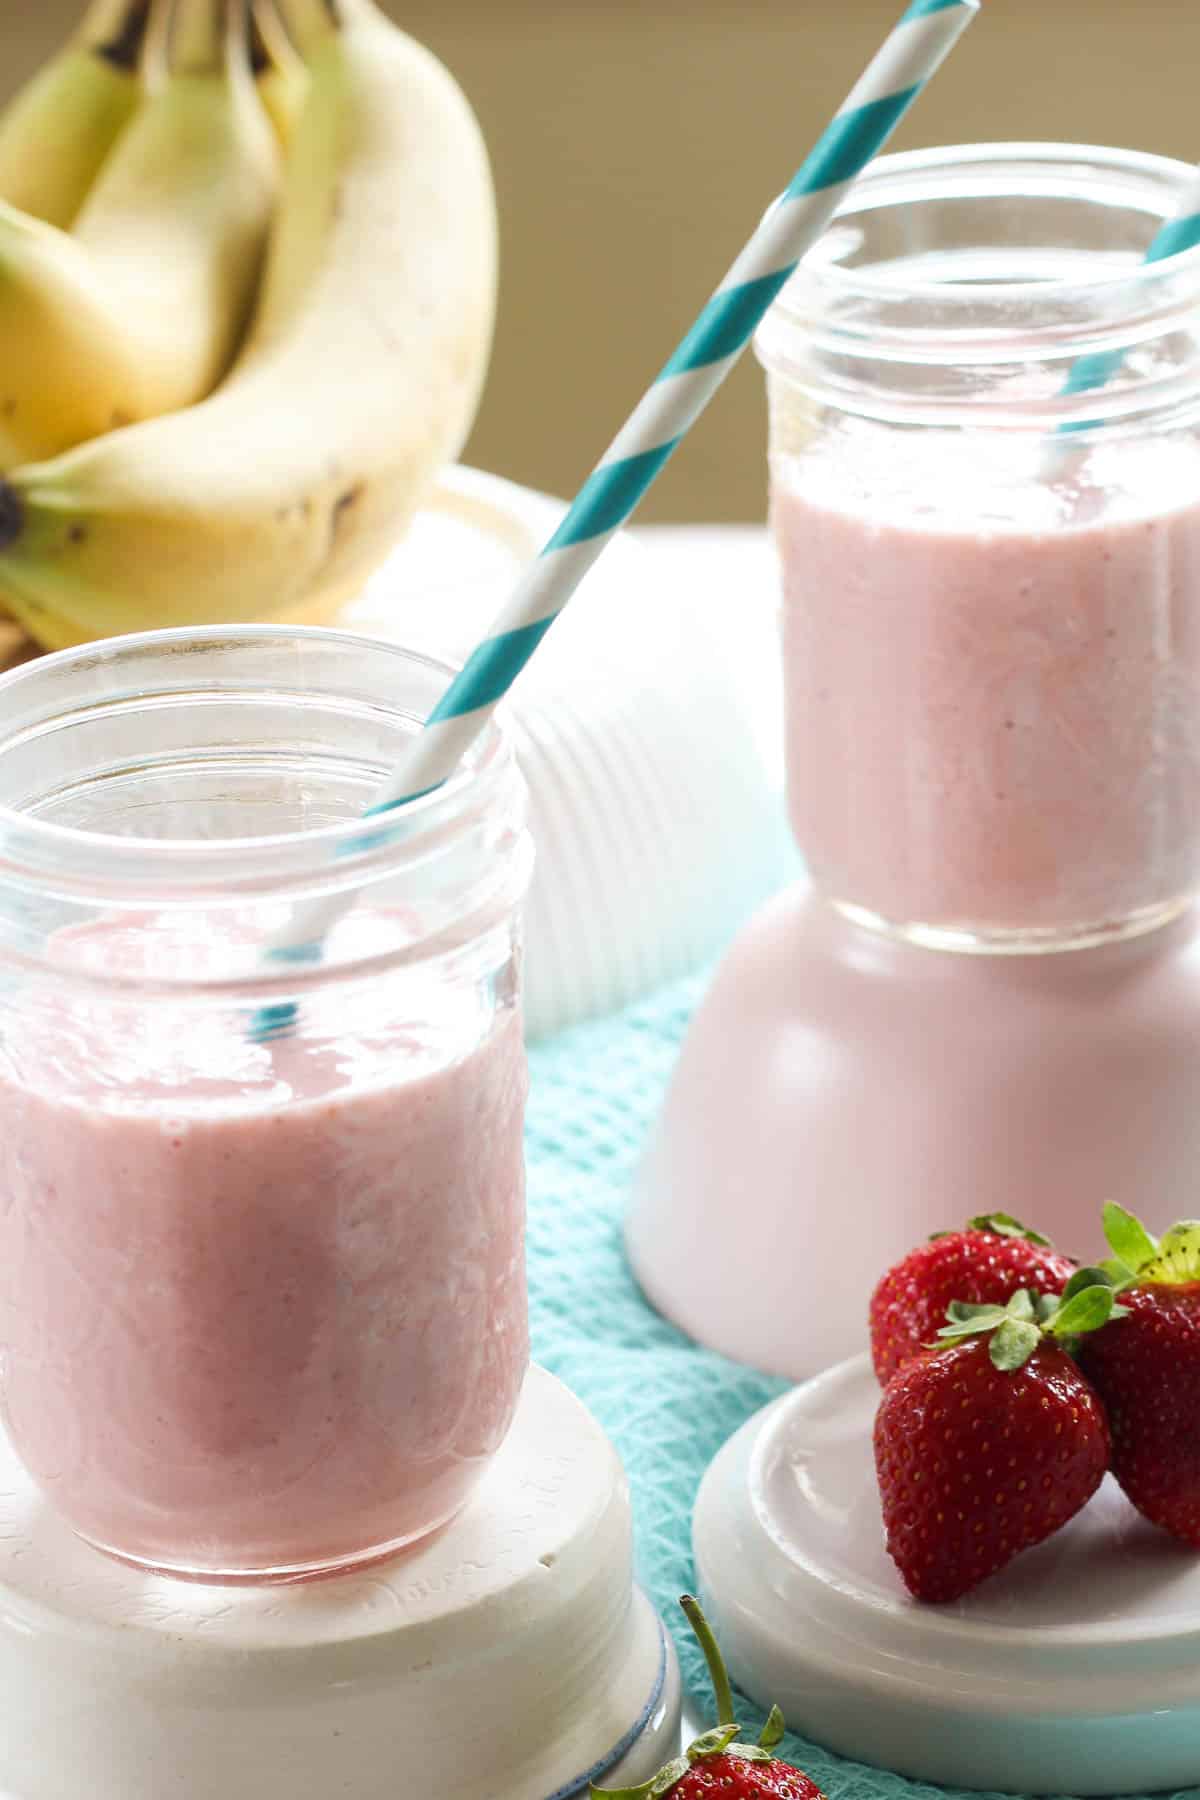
top-left (0, 0), bottom-right (497, 650)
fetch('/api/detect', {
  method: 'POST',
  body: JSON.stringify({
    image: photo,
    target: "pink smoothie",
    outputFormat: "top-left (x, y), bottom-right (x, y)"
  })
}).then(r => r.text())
top-left (775, 427), bottom-right (1200, 940)
top-left (0, 908), bottom-right (529, 1579)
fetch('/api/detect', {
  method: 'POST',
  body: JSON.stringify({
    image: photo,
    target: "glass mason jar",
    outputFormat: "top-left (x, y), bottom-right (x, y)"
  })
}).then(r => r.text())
top-left (0, 627), bottom-right (533, 1583)
top-left (756, 144), bottom-right (1200, 953)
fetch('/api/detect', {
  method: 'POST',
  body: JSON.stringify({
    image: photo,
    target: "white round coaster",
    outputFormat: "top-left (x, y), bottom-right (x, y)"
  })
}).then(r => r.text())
top-left (694, 1354), bottom-right (1200, 1796)
top-left (0, 1365), bottom-right (680, 1799)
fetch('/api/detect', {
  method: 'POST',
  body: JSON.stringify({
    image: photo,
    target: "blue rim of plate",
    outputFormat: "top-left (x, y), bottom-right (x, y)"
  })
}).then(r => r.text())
top-left (544, 1618), bottom-right (670, 1800)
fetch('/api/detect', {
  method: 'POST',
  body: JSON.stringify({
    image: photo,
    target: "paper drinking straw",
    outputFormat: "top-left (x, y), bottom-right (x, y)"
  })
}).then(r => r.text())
top-left (1046, 164), bottom-right (1200, 465)
top-left (251, 0), bottom-right (981, 1040)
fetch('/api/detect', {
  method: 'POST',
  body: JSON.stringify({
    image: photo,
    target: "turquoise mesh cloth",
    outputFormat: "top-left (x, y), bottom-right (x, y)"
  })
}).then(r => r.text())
top-left (525, 973), bottom-right (1200, 1800)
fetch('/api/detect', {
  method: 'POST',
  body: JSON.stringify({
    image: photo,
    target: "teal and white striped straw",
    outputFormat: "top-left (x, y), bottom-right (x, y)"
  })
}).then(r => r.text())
top-left (1051, 164), bottom-right (1200, 446)
top-left (253, 0), bottom-right (980, 1039)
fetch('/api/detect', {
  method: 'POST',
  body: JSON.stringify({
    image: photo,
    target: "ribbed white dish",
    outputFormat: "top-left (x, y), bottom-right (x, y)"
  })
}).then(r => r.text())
top-left (694, 1353), bottom-right (1200, 1796)
top-left (341, 467), bottom-right (789, 1037)
top-left (0, 1366), bottom-right (680, 1800)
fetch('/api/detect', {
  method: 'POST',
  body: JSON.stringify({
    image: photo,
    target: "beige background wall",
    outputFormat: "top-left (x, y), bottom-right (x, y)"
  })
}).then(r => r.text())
top-left (2, 1), bottom-right (1196, 520)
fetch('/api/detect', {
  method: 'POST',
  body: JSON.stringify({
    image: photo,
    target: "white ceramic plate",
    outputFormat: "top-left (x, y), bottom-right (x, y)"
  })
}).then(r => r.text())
top-left (694, 1354), bottom-right (1200, 1796)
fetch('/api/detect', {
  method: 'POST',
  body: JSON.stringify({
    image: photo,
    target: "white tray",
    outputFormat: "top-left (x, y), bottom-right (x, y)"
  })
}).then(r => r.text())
top-left (694, 1353), bottom-right (1200, 1796)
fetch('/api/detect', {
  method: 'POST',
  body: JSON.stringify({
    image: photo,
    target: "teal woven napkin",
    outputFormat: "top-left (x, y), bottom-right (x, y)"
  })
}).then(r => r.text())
top-left (525, 974), bottom-right (1200, 1800)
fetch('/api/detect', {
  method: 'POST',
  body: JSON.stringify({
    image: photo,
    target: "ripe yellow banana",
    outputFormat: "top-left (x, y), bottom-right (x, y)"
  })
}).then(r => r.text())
top-left (251, 0), bottom-right (309, 147)
top-left (0, 0), bottom-right (497, 650)
top-left (0, 0), bottom-right (278, 471)
top-left (0, 0), bottom-right (155, 230)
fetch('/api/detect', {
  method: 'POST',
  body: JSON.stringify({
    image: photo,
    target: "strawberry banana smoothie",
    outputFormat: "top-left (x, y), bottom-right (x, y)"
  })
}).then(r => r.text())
top-left (0, 908), bottom-right (529, 1580)
top-left (775, 427), bottom-right (1200, 944)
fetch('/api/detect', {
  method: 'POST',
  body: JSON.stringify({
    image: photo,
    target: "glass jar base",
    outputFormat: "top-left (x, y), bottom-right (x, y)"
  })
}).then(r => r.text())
top-left (831, 895), bottom-right (1194, 956)
top-left (74, 1507), bottom-right (464, 1588)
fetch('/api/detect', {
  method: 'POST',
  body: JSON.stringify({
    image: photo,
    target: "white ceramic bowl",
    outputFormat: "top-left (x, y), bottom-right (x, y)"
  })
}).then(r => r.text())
top-left (0, 1366), bottom-right (680, 1800)
top-left (341, 466), bottom-right (790, 1038)
top-left (628, 885), bottom-right (1200, 1382)
top-left (694, 1353), bottom-right (1200, 1796)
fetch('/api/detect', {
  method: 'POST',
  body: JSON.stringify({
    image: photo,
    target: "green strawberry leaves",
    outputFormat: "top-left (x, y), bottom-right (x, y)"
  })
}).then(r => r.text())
top-left (1050, 1280), bottom-right (1124, 1339)
top-left (1101, 1203), bottom-right (1159, 1283)
top-left (967, 1212), bottom-right (1052, 1247)
top-left (1059, 1266), bottom-right (1116, 1302)
top-left (1141, 1222), bottom-right (1200, 1285)
top-left (928, 1200), bottom-right (1200, 1375)
top-left (1102, 1204), bottom-right (1200, 1287)
top-left (988, 1316), bottom-right (1042, 1371)
top-left (758, 1708), bottom-right (786, 1752)
top-left (687, 1727), bottom-right (743, 1760)
top-left (592, 1599), bottom-right (797, 1798)
top-left (937, 1293), bottom-right (1040, 1370)
top-left (931, 1213), bottom-right (1053, 1247)
top-left (942, 1302), bottom-right (1013, 1332)
top-left (594, 1727), bottom-right (778, 1798)
top-left (938, 1276), bottom-right (1127, 1371)
top-left (595, 1757), bottom-right (692, 1799)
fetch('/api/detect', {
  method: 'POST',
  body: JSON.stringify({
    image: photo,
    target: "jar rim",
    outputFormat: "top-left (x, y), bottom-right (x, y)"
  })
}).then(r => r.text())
top-left (775, 143), bottom-right (1200, 309)
top-left (755, 143), bottom-right (1200, 432)
top-left (0, 624), bottom-right (518, 906)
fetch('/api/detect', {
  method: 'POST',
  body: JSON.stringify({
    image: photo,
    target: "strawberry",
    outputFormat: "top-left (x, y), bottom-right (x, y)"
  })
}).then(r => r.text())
top-left (869, 1212), bottom-right (1076, 1386)
top-left (875, 1278), bottom-right (1119, 1601)
top-left (1077, 1204), bottom-right (1200, 1545)
top-left (593, 1595), bottom-right (824, 1800)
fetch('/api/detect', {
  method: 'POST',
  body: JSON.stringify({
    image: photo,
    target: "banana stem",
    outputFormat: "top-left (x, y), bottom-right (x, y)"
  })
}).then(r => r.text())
top-left (248, 8), bottom-right (269, 72)
top-left (77, 0), bottom-right (154, 67)
top-left (166, 0), bottom-right (242, 73)
top-left (253, 0), bottom-right (304, 74)
top-left (273, 0), bottom-right (342, 57)
top-left (225, 0), bottom-right (255, 76)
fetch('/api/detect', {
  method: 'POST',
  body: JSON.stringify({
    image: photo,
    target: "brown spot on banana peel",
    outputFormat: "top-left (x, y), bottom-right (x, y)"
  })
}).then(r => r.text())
top-left (96, 0), bottom-right (153, 70)
top-left (330, 483), bottom-right (365, 545)
top-left (249, 13), bottom-right (272, 73)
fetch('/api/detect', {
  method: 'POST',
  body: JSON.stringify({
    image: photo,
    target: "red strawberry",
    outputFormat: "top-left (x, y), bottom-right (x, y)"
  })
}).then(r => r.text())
top-left (593, 1596), bottom-right (824, 1800)
top-left (870, 1213), bottom-right (1076, 1386)
top-left (1077, 1205), bottom-right (1200, 1545)
top-left (875, 1280), bottom-right (1117, 1602)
